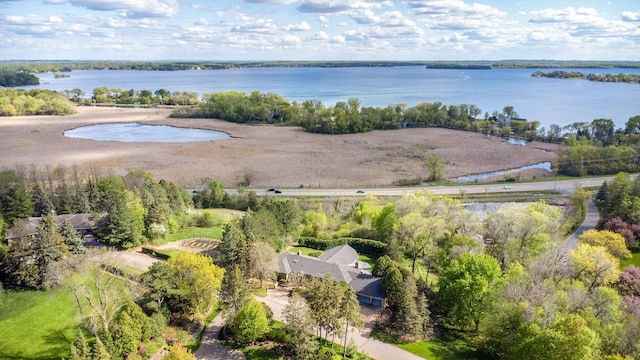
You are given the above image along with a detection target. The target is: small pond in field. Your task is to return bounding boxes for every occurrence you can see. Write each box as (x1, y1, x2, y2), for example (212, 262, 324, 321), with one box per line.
(451, 161, 552, 183)
(64, 122, 230, 142)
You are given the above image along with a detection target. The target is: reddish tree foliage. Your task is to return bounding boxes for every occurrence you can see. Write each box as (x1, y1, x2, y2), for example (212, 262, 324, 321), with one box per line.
(618, 266, 640, 297)
(602, 216, 640, 248)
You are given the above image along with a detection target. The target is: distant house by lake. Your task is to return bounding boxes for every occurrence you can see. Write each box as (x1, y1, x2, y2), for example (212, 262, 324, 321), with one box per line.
(277, 244, 385, 308)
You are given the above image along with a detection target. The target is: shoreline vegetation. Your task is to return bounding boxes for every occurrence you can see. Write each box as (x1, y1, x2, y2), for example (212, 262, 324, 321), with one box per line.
(532, 70, 640, 84)
(2, 60, 640, 74)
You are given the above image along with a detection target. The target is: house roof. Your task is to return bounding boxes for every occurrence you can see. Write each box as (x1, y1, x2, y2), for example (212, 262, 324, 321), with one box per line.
(318, 244, 359, 265)
(278, 246, 385, 300)
(5, 213, 96, 240)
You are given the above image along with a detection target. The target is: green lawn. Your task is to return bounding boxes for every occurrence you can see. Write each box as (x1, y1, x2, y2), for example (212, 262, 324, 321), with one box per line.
(0, 288, 80, 359)
(399, 339, 490, 360)
(166, 226, 224, 242)
(621, 248, 640, 269)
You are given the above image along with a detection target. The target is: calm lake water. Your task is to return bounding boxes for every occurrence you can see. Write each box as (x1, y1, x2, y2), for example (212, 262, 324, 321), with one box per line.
(64, 123, 230, 142)
(28, 66, 640, 129)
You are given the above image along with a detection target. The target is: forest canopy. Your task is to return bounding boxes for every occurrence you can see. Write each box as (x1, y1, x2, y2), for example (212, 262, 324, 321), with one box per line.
(0, 70, 39, 87)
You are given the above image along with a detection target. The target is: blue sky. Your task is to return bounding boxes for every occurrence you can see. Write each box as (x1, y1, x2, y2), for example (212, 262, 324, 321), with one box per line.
(0, 0, 638, 60)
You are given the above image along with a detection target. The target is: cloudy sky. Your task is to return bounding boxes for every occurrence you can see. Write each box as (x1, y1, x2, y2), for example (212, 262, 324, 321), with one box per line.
(0, 0, 639, 61)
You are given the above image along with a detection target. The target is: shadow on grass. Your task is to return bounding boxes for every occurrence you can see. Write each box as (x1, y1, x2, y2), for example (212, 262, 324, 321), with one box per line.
(392, 329, 492, 360)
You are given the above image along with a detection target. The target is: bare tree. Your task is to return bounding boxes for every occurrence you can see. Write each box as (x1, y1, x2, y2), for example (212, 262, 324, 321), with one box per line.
(249, 242, 278, 288)
(68, 249, 133, 335)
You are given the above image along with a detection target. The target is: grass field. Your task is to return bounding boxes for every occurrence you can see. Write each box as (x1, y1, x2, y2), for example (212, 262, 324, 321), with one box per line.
(399, 338, 490, 360)
(166, 226, 224, 242)
(0, 288, 79, 359)
(621, 247, 640, 269)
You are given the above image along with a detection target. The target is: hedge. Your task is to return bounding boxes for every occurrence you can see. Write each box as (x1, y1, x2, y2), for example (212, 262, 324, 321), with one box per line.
(141, 246, 171, 260)
(297, 237, 386, 257)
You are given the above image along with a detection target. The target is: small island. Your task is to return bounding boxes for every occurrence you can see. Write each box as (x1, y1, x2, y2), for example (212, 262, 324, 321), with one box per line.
(532, 70, 640, 84)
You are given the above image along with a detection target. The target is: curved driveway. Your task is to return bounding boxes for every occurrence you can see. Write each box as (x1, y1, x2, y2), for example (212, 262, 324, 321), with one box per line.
(256, 290, 425, 360)
(561, 199, 600, 251)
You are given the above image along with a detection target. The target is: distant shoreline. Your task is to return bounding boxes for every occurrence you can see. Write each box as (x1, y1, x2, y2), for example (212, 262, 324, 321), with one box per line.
(2, 60, 640, 73)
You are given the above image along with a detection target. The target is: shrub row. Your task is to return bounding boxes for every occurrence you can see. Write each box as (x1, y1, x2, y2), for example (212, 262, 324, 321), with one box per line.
(141, 246, 171, 260)
(298, 237, 386, 257)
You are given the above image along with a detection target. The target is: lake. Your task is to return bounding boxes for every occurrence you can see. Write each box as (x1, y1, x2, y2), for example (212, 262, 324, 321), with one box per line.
(26, 66, 640, 130)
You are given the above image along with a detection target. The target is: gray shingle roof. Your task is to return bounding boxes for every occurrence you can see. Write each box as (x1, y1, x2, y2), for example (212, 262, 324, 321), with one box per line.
(318, 244, 358, 265)
(278, 246, 385, 300)
(5, 213, 96, 240)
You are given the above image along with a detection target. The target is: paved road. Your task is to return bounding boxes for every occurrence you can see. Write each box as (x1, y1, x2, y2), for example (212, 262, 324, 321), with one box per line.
(228, 175, 634, 197)
(256, 289, 425, 360)
(194, 314, 246, 360)
(561, 199, 600, 251)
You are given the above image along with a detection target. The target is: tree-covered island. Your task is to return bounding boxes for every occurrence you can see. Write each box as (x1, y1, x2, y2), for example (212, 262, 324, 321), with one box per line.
(532, 70, 640, 84)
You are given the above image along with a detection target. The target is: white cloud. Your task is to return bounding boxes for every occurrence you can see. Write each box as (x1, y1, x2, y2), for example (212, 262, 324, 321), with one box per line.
(528, 7, 600, 24)
(298, 0, 386, 14)
(314, 31, 329, 40)
(245, 0, 297, 4)
(230, 18, 277, 33)
(622, 11, 640, 22)
(285, 20, 312, 31)
(68, 0, 179, 18)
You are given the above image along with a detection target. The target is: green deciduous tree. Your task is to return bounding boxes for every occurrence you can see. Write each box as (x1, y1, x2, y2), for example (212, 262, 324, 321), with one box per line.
(437, 253, 502, 331)
(423, 154, 445, 181)
(579, 229, 632, 260)
(397, 212, 446, 274)
(484, 202, 561, 270)
(570, 243, 620, 293)
(168, 252, 224, 324)
(233, 299, 269, 344)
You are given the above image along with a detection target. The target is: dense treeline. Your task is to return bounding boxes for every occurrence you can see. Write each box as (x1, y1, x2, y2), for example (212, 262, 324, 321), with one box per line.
(91, 86, 199, 106)
(533, 70, 640, 84)
(171, 90, 542, 139)
(556, 116, 640, 176)
(0, 89, 75, 116)
(2, 60, 640, 74)
(0, 70, 39, 87)
(0, 168, 257, 253)
(596, 172, 640, 248)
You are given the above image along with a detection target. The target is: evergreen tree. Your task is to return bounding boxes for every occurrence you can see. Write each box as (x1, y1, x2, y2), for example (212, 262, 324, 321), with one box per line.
(60, 219, 85, 256)
(33, 213, 64, 288)
(110, 311, 140, 359)
(91, 337, 111, 360)
(70, 330, 91, 360)
(217, 219, 249, 271)
(220, 264, 251, 319)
